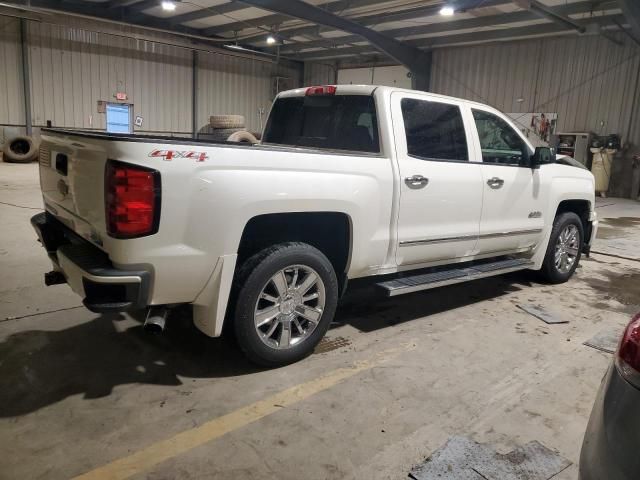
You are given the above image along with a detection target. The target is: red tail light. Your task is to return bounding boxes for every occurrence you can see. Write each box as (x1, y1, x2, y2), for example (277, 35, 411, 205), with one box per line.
(305, 85, 337, 96)
(105, 160, 160, 238)
(617, 312, 640, 387)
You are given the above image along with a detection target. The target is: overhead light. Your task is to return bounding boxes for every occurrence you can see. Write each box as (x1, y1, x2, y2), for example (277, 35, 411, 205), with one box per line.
(440, 5, 455, 16)
(266, 35, 277, 45)
(161, 1, 177, 11)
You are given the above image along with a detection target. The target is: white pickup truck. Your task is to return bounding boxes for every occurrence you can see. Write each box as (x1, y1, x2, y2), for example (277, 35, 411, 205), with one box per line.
(32, 85, 597, 366)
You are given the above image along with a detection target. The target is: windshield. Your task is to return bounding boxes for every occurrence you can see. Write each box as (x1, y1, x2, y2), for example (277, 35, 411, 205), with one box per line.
(262, 94, 380, 153)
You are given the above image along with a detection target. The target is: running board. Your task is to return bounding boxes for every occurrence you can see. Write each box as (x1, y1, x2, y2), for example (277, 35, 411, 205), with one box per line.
(377, 258, 534, 297)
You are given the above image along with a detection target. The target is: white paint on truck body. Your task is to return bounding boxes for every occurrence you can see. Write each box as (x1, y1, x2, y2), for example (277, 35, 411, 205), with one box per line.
(36, 85, 597, 337)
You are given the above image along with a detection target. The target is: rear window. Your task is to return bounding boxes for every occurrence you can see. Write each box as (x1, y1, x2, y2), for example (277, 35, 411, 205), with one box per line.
(263, 95, 380, 153)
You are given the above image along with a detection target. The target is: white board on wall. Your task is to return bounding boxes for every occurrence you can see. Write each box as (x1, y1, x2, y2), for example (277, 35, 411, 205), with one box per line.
(337, 65, 411, 88)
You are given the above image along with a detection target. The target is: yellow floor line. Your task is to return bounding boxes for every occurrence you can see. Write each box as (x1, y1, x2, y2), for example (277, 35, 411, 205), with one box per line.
(72, 342, 415, 480)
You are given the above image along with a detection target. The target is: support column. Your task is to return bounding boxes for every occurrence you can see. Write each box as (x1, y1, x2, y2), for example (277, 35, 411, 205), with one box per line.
(192, 49, 198, 137)
(19, 18, 32, 136)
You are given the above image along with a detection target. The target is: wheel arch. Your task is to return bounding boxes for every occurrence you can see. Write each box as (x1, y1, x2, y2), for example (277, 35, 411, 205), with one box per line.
(236, 211, 353, 293)
(554, 199, 592, 244)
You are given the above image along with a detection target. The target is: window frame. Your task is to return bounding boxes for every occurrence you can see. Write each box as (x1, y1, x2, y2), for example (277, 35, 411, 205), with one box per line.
(391, 91, 480, 165)
(469, 106, 535, 168)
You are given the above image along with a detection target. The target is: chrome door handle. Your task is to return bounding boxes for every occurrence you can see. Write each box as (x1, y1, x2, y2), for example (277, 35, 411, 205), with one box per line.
(487, 177, 504, 189)
(404, 175, 429, 189)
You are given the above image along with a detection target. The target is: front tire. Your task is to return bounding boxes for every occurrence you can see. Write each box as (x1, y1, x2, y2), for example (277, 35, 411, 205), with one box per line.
(540, 212, 584, 283)
(232, 242, 338, 367)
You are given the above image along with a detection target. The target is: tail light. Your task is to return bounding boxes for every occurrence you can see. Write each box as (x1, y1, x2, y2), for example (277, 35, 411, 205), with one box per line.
(305, 85, 337, 96)
(617, 312, 640, 388)
(105, 160, 160, 238)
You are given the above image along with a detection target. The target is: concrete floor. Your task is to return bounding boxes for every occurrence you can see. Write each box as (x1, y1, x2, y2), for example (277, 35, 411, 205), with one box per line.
(1, 161, 640, 480)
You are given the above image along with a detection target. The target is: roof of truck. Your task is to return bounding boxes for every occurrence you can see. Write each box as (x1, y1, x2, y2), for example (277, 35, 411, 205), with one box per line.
(278, 84, 491, 109)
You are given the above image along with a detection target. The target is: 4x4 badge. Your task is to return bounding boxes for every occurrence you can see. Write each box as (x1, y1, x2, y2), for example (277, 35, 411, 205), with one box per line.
(149, 150, 208, 162)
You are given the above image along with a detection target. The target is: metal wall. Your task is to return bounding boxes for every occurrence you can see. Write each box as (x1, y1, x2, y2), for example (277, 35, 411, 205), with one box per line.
(0, 17, 25, 127)
(27, 20, 193, 133)
(197, 52, 301, 134)
(303, 62, 336, 86)
(0, 14, 303, 136)
(430, 34, 640, 146)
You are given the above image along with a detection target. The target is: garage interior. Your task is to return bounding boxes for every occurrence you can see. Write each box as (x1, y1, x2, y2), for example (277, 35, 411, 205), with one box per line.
(1, 1, 640, 479)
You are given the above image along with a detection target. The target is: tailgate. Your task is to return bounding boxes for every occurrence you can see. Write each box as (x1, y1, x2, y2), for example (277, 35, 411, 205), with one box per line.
(39, 132, 108, 248)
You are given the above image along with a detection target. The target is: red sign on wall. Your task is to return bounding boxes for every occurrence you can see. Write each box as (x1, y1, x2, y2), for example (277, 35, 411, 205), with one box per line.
(115, 92, 128, 101)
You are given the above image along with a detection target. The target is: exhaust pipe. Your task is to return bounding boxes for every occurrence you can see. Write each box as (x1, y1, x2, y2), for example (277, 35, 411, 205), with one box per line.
(144, 306, 169, 333)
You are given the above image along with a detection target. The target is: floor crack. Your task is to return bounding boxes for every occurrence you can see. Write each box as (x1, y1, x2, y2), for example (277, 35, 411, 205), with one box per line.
(1, 305, 83, 323)
(0, 200, 42, 210)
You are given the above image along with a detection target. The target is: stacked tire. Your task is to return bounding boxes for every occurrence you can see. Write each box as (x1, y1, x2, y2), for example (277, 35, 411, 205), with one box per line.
(202, 115, 259, 144)
(207, 115, 246, 141)
(2, 136, 39, 163)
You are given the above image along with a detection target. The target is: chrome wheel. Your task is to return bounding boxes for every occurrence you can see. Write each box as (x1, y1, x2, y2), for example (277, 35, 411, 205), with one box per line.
(554, 224, 580, 273)
(254, 265, 326, 350)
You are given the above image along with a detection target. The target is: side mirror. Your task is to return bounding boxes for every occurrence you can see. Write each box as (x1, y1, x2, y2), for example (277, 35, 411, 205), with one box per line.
(530, 146, 554, 169)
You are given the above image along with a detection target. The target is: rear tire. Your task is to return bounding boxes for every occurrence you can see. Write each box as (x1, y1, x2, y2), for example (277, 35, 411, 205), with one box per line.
(540, 212, 584, 284)
(232, 242, 338, 367)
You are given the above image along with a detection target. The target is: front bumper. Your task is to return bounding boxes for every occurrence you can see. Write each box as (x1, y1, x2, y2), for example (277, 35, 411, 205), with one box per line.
(583, 211, 598, 256)
(31, 212, 151, 313)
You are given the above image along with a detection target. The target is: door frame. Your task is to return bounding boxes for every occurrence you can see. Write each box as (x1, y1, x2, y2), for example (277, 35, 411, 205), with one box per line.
(390, 90, 485, 268)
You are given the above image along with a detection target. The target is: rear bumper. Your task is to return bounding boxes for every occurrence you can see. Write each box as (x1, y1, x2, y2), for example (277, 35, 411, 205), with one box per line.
(31, 212, 151, 313)
(579, 363, 640, 480)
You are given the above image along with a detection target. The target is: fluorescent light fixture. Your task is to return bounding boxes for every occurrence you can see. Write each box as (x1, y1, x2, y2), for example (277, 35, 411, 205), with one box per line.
(439, 6, 455, 16)
(266, 35, 277, 45)
(161, 1, 177, 11)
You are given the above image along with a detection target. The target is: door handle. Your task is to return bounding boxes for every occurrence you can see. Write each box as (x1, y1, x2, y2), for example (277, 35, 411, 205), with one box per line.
(405, 175, 429, 189)
(487, 177, 504, 189)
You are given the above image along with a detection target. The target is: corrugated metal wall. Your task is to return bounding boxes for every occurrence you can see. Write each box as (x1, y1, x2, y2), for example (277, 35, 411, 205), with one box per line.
(431, 34, 640, 145)
(27, 21, 193, 133)
(197, 52, 301, 133)
(0, 17, 25, 126)
(304, 62, 336, 86)
(0, 14, 302, 136)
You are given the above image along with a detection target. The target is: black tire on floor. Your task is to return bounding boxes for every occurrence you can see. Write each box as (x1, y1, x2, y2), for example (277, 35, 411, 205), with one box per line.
(232, 242, 338, 367)
(540, 212, 584, 284)
(2, 136, 39, 163)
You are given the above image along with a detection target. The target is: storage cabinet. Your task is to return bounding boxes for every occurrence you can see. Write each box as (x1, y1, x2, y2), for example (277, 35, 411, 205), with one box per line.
(552, 132, 592, 168)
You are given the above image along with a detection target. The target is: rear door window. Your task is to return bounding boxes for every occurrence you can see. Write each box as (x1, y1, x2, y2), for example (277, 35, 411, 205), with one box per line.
(263, 95, 380, 153)
(400, 98, 469, 162)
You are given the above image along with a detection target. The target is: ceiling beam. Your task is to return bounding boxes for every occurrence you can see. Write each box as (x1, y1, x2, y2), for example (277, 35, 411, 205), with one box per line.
(513, 0, 586, 33)
(236, 0, 433, 89)
(237, 0, 512, 44)
(23, 0, 207, 38)
(617, 0, 640, 41)
(279, 0, 606, 53)
(296, 13, 626, 60)
(169, 0, 386, 27)
(206, 0, 512, 37)
(107, 0, 144, 8)
(114, 0, 157, 13)
(167, 2, 247, 25)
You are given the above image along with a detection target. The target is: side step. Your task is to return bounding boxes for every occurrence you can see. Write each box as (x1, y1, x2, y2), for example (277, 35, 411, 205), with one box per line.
(377, 258, 534, 297)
